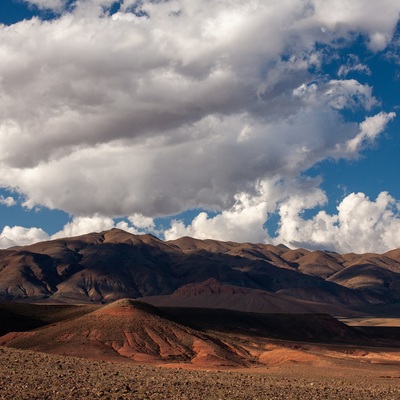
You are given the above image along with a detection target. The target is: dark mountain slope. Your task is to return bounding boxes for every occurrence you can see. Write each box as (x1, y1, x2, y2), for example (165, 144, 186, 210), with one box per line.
(141, 278, 359, 316)
(0, 299, 251, 367)
(0, 228, 399, 310)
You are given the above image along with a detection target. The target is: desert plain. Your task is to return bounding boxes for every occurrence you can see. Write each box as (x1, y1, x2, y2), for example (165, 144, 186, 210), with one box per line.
(0, 344, 400, 400)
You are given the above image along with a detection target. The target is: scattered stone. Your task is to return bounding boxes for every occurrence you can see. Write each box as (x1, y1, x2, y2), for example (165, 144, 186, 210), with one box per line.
(0, 346, 399, 400)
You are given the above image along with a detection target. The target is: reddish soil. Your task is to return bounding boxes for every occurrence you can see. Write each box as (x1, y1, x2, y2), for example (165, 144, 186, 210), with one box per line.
(1, 299, 400, 399)
(1, 346, 400, 400)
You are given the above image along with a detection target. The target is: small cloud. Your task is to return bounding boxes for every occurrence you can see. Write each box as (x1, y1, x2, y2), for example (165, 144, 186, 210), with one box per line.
(368, 32, 391, 52)
(23, 0, 66, 12)
(0, 225, 49, 248)
(0, 196, 17, 207)
(342, 111, 396, 154)
(51, 214, 158, 240)
(338, 55, 371, 77)
(51, 214, 115, 239)
(128, 213, 155, 230)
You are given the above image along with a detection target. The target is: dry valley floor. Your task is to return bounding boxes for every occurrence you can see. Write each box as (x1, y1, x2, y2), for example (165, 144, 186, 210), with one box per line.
(0, 346, 399, 400)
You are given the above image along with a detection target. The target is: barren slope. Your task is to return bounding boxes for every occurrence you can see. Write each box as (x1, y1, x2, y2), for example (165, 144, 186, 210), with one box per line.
(1, 228, 400, 311)
(1, 299, 400, 374)
(142, 278, 359, 316)
(0, 299, 250, 368)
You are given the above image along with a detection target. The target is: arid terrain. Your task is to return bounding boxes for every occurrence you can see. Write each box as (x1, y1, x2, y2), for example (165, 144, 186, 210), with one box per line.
(1, 230, 400, 398)
(1, 345, 400, 400)
(1, 299, 400, 399)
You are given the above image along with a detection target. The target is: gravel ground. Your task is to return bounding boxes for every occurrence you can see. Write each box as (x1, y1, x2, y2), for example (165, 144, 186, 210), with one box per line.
(0, 346, 399, 400)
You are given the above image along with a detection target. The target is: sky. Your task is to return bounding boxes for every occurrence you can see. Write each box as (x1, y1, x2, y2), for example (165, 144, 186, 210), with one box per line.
(0, 0, 400, 253)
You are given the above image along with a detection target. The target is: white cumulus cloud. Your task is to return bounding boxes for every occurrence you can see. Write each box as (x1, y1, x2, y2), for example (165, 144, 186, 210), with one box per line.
(273, 191, 400, 253)
(51, 214, 116, 239)
(0, 226, 49, 248)
(165, 192, 270, 244)
(128, 214, 155, 230)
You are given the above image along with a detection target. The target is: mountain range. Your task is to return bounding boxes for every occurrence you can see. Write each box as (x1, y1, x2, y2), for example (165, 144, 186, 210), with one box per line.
(1, 228, 400, 315)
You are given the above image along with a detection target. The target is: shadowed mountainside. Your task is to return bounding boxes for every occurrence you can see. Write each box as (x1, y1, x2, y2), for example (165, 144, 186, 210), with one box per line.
(0, 302, 99, 335)
(0, 299, 252, 367)
(0, 228, 399, 314)
(2, 299, 400, 370)
(141, 278, 360, 316)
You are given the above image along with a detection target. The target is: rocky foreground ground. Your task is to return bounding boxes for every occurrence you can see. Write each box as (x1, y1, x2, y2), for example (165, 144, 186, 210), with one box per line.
(0, 346, 399, 400)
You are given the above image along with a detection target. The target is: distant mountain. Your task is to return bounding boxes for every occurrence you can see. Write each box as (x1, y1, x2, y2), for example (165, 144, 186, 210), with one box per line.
(0, 228, 400, 314)
(141, 278, 358, 316)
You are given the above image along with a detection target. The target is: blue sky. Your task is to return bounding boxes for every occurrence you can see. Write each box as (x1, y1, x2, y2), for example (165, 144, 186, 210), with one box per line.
(0, 0, 400, 253)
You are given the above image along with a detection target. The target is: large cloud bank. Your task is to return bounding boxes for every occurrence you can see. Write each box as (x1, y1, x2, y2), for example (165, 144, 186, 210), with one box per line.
(0, 0, 399, 252)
